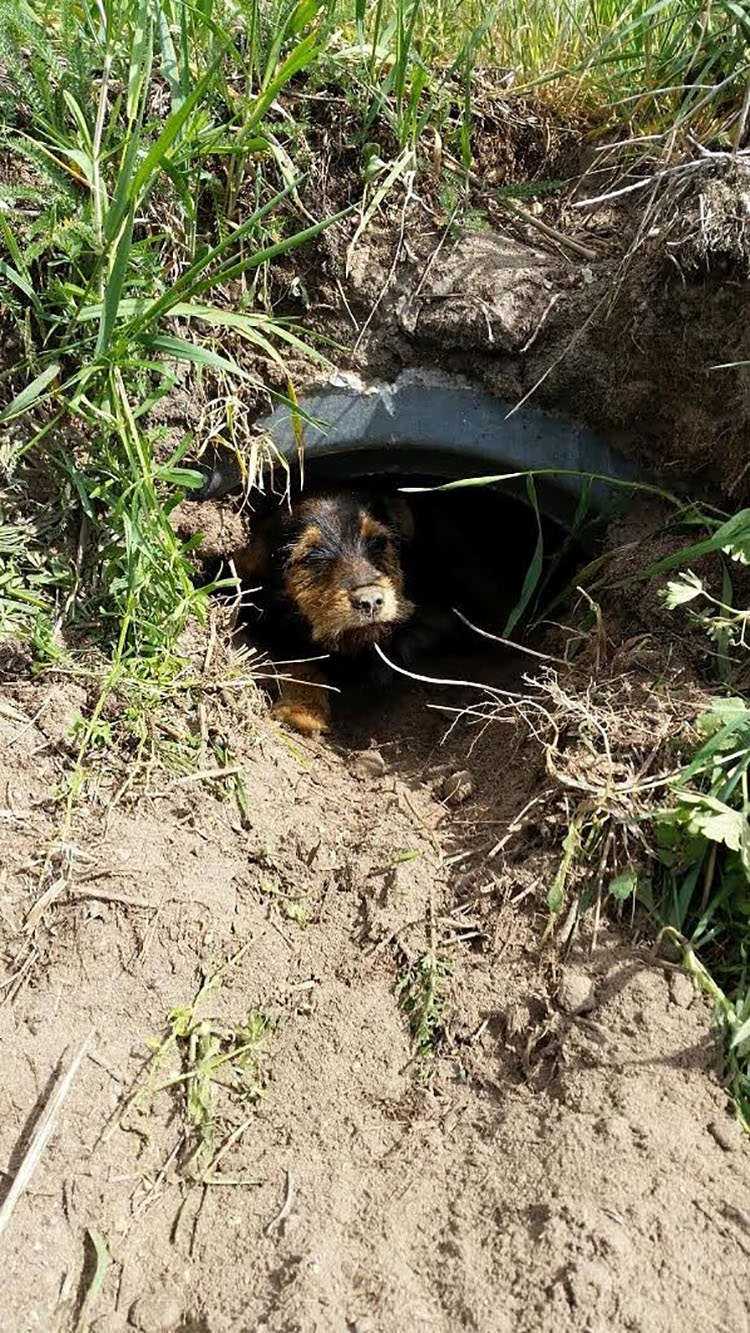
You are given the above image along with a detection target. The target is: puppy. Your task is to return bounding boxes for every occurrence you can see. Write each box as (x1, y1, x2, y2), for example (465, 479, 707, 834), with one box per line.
(237, 489, 417, 735)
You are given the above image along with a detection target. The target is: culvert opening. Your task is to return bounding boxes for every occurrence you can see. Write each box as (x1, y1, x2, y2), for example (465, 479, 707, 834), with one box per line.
(189, 375, 640, 728)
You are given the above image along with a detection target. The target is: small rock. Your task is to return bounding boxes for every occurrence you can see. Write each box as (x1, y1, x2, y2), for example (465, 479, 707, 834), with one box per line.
(708, 1117, 743, 1153)
(558, 968, 596, 1016)
(352, 749, 386, 780)
(440, 769, 474, 806)
(128, 1293, 184, 1332)
(563, 1258, 613, 1308)
(90, 1317, 129, 1333)
(668, 970, 695, 1008)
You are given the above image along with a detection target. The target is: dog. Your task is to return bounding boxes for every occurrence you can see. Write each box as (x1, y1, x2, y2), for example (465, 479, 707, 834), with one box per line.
(236, 489, 419, 735)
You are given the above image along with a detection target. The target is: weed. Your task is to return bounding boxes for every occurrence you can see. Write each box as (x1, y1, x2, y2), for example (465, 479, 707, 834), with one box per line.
(137, 943, 270, 1181)
(396, 949, 451, 1060)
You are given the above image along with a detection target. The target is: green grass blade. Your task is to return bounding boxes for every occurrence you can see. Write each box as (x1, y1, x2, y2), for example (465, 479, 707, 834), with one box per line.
(127, 0, 154, 122)
(96, 203, 136, 356)
(504, 475, 544, 634)
(0, 260, 43, 314)
(74, 1229, 111, 1333)
(116, 178, 307, 336)
(185, 205, 356, 302)
(143, 334, 251, 379)
(103, 42, 231, 252)
(0, 362, 60, 422)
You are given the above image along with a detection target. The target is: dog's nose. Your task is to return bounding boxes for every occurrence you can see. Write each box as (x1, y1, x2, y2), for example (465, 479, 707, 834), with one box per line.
(350, 585, 385, 617)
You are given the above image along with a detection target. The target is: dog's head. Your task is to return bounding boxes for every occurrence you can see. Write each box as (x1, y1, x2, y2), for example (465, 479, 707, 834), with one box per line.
(244, 490, 415, 652)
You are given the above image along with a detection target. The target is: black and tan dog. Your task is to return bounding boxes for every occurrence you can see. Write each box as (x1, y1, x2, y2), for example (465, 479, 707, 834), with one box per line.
(237, 489, 419, 735)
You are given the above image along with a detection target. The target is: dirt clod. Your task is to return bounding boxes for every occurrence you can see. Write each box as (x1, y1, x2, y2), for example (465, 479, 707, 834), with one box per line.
(440, 769, 474, 806)
(558, 967, 597, 1015)
(668, 970, 696, 1008)
(128, 1293, 184, 1331)
(351, 748, 387, 780)
(708, 1117, 744, 1153)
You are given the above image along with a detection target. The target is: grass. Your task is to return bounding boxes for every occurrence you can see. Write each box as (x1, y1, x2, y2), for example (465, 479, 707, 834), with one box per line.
(1, 0, 747, 675)
(136, 942, 269, 1181)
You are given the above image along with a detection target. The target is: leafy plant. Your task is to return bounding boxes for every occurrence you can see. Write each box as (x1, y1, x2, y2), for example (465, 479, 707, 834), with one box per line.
(396, 950, 451, 1060)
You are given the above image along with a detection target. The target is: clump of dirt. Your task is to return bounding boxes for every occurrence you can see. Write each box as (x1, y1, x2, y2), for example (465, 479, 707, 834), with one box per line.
(170, 496, 249, 560)
(1, 541, 749, 1331)
(668, 161, 750, 274)
(331, 208, 750, 499)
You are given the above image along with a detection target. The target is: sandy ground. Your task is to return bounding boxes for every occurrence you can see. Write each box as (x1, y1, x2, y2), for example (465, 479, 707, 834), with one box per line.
(1, 648, 749, 1333)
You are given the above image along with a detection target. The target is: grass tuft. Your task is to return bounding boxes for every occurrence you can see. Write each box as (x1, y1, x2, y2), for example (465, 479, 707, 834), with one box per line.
(137, 943, 270, 1182)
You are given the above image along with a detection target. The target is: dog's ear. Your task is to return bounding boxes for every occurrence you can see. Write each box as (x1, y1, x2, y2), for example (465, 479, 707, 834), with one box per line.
(380, 494, 415, 543)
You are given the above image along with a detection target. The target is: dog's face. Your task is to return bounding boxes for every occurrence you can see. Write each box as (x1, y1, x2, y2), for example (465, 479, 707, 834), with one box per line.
(252, 491, 415, 652)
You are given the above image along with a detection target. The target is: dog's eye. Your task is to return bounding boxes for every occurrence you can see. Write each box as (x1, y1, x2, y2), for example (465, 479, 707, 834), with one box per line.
(368, 534, 389, 561)
(293, 546, 327, 569)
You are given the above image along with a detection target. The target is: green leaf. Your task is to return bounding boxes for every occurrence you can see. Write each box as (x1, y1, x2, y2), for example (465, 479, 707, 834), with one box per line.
(74, 1229, 110, 1333)
(680, 711, 750, 781)
(680, 795, 745, 852)
(96, 202, 136, 356)
(609, 868, 638, 901)
(698, 697, 750, 733)
(0, 362, 60, 422)
(0, 260, 43, 314)
(143, 334, 251, 380)
(641, 509, 750, 580)
(730, 1011, 750, 1052)
(128, 0, 154, 122)
(156, 466, 207, 489)
(156, 1, 183, 112)
(504, 475, 544, 634)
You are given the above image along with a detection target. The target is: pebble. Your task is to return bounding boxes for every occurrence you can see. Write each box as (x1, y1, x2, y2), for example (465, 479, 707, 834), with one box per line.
(707, 1117, 743, 1153)
(440, 769, 474, 806)
(352, 749, 386, 780)
(558, 968, 597, 1015)
(128, 1294, 184, 1332)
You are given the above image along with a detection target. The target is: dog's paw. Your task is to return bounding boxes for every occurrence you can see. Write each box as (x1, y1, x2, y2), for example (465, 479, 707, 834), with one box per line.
(271, 702, 330, 737)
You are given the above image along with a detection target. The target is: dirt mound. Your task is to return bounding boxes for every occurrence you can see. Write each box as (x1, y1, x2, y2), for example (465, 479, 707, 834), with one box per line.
(1, 644, 748, 1332)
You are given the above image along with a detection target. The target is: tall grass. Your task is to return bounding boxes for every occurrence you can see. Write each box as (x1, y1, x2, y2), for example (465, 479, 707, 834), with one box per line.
(333, 0, 750, 141)
(0, 0, 341, 669)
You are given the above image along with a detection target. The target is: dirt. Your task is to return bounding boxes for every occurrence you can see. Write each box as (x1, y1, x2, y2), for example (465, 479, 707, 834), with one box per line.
(2, 625, 749, 1333)
(331, 208, 750, 502)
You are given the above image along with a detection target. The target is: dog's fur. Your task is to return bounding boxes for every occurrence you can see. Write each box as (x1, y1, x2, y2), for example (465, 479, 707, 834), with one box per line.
(238, 489, 418, 735)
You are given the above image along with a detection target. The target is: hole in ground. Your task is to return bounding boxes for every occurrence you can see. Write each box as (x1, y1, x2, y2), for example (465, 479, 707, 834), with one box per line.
(235, 472, 586, 763)
(189, 375, 636, 753)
